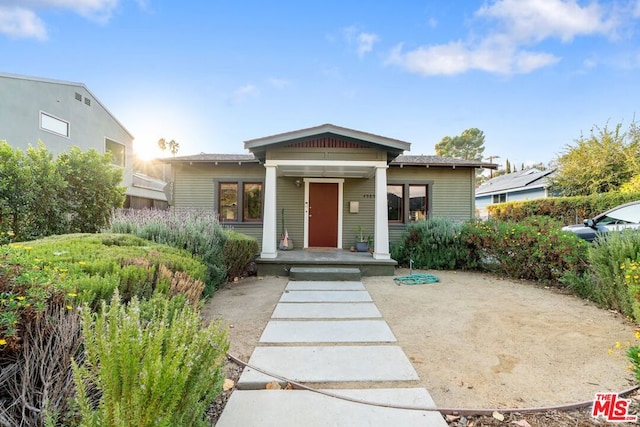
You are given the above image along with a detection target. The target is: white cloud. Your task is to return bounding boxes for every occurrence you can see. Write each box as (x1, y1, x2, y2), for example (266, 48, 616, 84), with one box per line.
(476, 0, 615, 43)
(0, 6, 46, 39)
(342, 26, 379, 58)
(0, 0, 121, 39)
(230, 84, 258, 105)
(388, 0, 625, 76)
(357, 32, 379, 58)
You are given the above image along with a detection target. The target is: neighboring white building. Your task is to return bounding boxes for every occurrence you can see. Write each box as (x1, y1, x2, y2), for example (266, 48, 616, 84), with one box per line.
(475, 168, 555, 218)
(0, 72, 167, 209)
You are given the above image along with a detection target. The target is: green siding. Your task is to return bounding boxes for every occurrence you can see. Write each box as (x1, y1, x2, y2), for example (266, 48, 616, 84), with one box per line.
(342, 178, 375, 249)
(276, 177, 305, 249)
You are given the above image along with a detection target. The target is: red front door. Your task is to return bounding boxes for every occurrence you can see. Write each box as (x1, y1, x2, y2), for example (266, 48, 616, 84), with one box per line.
(308, 183, 338, 247)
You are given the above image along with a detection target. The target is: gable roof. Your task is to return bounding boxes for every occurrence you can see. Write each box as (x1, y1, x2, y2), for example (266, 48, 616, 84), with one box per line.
(0, 72, 133, 139)
(476, 168, 555, 196)
(244, 124, 411, 162)
(391, 155, 498, 169)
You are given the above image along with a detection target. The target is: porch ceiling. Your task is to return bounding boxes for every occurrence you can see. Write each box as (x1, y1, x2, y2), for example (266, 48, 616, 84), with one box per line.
(277, 164, 374, 178)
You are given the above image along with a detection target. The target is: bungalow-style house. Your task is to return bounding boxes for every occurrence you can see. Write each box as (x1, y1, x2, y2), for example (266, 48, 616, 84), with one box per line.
(0, 72, 167, 209)
(475, 168, 555, 218)
(165, 124, 496, 267)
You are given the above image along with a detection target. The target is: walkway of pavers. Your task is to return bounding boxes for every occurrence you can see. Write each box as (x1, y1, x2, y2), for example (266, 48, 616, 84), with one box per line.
(216, 280, 447, 426)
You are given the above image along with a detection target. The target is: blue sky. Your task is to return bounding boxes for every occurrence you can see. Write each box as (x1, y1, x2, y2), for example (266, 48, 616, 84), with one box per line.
(1, 0, 640, 168)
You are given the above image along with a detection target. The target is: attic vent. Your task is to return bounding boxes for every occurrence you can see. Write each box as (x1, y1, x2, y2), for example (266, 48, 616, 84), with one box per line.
(84, 97, 91, 106)
(75, 92, 82, 101)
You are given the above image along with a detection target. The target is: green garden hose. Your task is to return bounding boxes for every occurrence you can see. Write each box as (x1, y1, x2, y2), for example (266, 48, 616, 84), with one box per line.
(393, 273, 440, 285)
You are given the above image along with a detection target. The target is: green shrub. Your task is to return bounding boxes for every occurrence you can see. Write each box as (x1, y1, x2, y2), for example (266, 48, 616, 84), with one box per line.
(461, 216, 589, 283)
(73, 292, 229, 427)
(487, 192, 640, 225)
(223, 230, 259, 278)
(586, 231, 640, 318)
(109, 209, 228, 296)
(392, 218, 469, 269)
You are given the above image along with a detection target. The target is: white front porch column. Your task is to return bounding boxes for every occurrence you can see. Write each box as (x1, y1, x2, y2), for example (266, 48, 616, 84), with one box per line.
(261, 165, 278, 258)
(373, 165, 390, 260)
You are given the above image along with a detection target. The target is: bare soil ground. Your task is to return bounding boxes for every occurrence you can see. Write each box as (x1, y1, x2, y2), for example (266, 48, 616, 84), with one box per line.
(202, 270, 640, 425)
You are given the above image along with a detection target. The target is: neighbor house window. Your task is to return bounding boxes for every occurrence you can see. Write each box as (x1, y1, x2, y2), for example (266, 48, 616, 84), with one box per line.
(105, 139, 126, 167)
(243, 183, 263, 221)
(219, 183, 238, 221)
(492, 193, 506, 203)
(387, 184, 403, 222)
(40, 112, 69, 138)
(409, 185, 427, 221)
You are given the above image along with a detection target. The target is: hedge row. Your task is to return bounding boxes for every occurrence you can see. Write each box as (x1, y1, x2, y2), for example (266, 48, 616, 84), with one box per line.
(487, 192, 640, 225)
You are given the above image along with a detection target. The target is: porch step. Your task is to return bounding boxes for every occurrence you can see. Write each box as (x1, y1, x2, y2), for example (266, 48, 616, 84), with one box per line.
(288, 267, 361, 281)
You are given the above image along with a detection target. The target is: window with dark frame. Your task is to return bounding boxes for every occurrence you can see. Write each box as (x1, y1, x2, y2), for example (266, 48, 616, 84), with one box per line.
(492, 193, 506, 203)
(387, 184, 403, 222)
(243, 183, 263, 221)
(219, 183, 238, 221)
(409, 185, 427, 222)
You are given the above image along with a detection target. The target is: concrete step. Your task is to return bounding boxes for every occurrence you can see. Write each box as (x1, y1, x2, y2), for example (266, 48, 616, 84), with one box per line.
(279, 290, 372, 303)
(285, 281, 365, 291)
(289, 267, 361, 281)
(237, 346, 420, 389)
(259, 320, 397, 343)
(272, 302, 382, 319)
(216, 388, 447, 427)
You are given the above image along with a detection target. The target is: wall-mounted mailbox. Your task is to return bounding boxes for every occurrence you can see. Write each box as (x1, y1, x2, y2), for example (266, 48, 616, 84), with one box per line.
(349, 201, 359, 213)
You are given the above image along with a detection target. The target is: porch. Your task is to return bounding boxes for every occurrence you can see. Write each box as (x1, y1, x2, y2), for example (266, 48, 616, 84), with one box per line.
(255, 248, 397, 277)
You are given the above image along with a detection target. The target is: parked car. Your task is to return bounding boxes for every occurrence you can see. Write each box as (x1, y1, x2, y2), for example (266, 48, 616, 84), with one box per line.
(562, 200, 640, 242)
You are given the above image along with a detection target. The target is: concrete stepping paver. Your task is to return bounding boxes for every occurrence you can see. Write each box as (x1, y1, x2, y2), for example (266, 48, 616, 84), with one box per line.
(272, 302, 381, 319)
(280, 290, 372, 303)
(285, 281, 365, 291)
(216, 388, 447, 427)
(237, 345, 419, 388)
(259, 320, 396, 343)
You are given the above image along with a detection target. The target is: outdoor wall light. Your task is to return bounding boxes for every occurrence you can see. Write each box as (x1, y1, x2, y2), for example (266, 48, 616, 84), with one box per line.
(294, 179, 302, 187)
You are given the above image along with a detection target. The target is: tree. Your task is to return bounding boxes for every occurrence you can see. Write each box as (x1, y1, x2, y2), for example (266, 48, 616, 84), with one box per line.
(56, 147, 126, 233)
(435, 128, 486, 161)
(158, 138, 180, 157)
(0, 142, 34, 239)
(550, 122, 640, 196)
(505, 159, 512, 174)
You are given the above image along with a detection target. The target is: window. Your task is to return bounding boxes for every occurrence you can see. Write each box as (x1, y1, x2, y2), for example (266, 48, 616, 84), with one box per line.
(387, 184, 403, 222)
(243, 183, 263, 221)
(40, 112, 69, 137)
(492, 193, 506, 203)
(219, 182, 263, 222)
(409, 185, 427, 222)
(105, 139, 126, 167)
(220, 183, 238, 221)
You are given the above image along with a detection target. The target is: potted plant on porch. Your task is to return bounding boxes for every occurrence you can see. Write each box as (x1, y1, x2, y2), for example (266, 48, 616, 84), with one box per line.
(354, 226, 369, 252)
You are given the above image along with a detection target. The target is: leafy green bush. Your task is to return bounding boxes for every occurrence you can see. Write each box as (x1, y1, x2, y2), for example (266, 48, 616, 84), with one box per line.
(0, 142, 125, 243)
(224, 230, 259, 278)
(461, 216, 589, 283)
(109, 209, 228, 296)
(584, 231, 640, 318)
(73, 292, 229, 427)
(392, 218, 469, 269)
(487, 192, 640, 225)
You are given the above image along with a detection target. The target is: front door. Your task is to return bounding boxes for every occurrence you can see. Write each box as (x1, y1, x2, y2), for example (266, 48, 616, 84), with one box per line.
(308, 182, 338, 247)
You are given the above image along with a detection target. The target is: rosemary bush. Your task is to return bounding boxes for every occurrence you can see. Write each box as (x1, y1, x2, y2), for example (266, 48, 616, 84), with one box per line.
(73, 292, 229, 427)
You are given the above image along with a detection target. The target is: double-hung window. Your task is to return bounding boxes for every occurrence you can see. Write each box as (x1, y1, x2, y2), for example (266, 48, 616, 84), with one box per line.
(219, 182, 263, 222)
(387, 184, 429, 223)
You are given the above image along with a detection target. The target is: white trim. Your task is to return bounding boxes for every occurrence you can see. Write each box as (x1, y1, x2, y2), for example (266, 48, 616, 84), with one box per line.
(373, 166, 390, 260)
(261, 165, 278, 258)
(303, 178, 344, 249)
(265, 159, 387, 168)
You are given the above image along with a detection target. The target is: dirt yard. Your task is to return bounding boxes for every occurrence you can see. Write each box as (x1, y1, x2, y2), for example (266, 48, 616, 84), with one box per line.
(201, 269, 639, 411)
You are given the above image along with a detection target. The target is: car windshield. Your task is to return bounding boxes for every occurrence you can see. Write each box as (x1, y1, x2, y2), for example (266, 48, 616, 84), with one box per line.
(597, 204, 640, 225)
